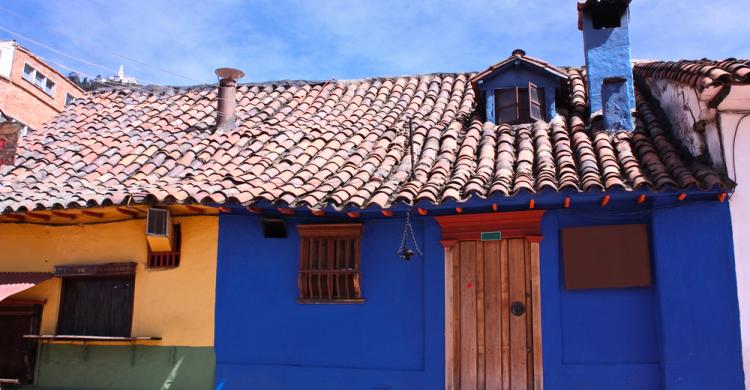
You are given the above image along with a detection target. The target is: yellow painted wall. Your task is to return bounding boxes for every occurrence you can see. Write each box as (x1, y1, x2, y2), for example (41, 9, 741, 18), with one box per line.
(0, 216, 218, 347)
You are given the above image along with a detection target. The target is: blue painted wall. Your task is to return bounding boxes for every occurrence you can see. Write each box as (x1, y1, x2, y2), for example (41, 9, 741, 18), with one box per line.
(477, 61, 562, 122)
(214, 196, 744, 389)
(581, 6, 635, 130)
(215, 215, 445, 389)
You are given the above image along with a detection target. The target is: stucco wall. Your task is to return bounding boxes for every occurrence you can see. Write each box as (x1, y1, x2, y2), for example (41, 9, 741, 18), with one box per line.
(722, 111, 750, 387)
(215, 198, 743, 390)
(2, 216, 219, 347)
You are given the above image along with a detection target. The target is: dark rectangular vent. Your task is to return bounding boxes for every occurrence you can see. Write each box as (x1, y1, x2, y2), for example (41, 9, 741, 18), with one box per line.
(262, 218, 287, 238)
(54, 262, 137, 277)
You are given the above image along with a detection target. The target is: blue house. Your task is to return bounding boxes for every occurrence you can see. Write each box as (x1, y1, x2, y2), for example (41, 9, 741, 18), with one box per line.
(0, 1, 745, 389)
(211, 1, 743, 389)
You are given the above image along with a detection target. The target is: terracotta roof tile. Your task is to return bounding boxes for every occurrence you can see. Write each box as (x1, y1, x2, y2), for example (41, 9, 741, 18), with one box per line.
(634, 58, 750, 90)
(0, 67, 729, 213)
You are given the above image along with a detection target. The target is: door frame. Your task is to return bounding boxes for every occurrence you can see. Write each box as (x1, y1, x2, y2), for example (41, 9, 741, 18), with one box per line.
(436, 210, 545, 390)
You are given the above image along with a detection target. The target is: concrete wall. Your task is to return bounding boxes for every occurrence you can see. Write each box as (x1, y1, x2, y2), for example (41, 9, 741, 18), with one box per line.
(0, 216, 219, 389)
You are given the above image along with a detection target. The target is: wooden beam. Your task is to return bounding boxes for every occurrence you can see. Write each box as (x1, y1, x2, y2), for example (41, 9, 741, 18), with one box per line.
(381, 210, 393, 217)
(718, 192, 728, 203)
(246, 206, 262, 214)
(347, 212, 360, 218)
(4, 214, 25, 221)
(417, 208, 428, 216)
(51, 211, 77, 220)
(278, 208, 295, 216)
(311, 210, 326, 216)
(600, 195, 610, 207)
(637, 194, 646, 205)
(218, 206, 232, 214)
(455, 207, 463, 214)
(25, 212, 51, 221)
(492, 203, 498, 212)
(116, 207, 139, 218)
(677, 193, 687, 201)
(81, 210, 104, 218)
(529, 199, 536, 209)
(563, 197, 570, 208)
(185, 205, 207, 214)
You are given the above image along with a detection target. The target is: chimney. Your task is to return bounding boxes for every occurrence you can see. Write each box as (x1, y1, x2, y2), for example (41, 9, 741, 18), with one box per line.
(215, 68, 245, 132)
(0, 121, 20, 166)
(578, 0, 635, 131)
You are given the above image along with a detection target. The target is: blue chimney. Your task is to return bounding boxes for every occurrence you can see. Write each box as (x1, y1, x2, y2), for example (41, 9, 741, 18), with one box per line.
(578, 0, 635, 131)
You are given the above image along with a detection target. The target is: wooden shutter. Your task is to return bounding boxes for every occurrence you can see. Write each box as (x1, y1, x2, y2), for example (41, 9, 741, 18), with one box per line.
(57, 275, 135, 337)
(562, 224, 652, 290)
(297, 224, 363, 303)
(528, 82, 542, 121)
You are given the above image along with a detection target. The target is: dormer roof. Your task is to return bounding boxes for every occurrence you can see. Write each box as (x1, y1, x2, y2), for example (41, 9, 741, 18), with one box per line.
(470, 49, 569, 94)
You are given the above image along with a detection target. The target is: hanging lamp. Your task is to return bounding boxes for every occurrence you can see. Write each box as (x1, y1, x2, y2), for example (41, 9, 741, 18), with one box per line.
(397, 117, 423, 261)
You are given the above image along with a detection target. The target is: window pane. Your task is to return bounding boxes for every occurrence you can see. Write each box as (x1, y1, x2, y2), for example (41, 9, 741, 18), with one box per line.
(45, 79, 55, 95)
(495, 88, 518, 124)
(22, 64, 34, 81)
(34, 71, 45, 87)
(518, 88, 530, 123)
(65, 93, 75, 106)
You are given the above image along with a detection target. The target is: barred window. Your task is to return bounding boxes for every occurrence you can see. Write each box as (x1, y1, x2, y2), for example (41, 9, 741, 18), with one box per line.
(297, 224, 363, 303)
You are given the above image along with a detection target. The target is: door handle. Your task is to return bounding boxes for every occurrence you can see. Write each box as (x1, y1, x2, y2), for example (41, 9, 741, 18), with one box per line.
(510, 301, 526, 316)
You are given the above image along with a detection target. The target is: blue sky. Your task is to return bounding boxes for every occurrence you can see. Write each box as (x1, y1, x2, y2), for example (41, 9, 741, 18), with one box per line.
(0, 0, 747, 86)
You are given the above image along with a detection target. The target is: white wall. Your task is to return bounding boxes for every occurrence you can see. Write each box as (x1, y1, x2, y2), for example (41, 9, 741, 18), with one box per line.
(0, 40, 15, 80)
(643, 78, 750, 387)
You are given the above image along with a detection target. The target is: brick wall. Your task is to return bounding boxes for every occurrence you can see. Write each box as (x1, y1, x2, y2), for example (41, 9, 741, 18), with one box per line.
(0, 44, 85, 130)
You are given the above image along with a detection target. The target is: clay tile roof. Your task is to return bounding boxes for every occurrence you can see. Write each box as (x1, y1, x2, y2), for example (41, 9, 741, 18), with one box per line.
(634, 58, 750, 90)
(0, 66, 729, 214)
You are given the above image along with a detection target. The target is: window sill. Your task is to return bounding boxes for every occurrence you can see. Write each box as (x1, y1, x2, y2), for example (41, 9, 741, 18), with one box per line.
(24, 335, 161, 343)
(297, 298, 365, 304)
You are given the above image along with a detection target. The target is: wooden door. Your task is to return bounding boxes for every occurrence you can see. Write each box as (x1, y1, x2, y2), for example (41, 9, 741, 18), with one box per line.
(446, 238, 542, 390)
(0, 304, 41, 384)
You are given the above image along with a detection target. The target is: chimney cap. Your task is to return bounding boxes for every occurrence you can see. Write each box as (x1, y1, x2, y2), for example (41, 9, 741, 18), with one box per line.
(512, 49, 526, 57)
(215, 68, 245, 80)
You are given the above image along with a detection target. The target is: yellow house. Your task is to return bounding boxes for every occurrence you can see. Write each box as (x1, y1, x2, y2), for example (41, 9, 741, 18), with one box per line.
(0, 206, 218, 389)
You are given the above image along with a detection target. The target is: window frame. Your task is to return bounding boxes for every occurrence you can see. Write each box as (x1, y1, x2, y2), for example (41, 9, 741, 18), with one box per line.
(297, 224, 363, 304)
(494, 83, 546, 124)
(65, 92, 75, 106)
(20, 62, 56, 97)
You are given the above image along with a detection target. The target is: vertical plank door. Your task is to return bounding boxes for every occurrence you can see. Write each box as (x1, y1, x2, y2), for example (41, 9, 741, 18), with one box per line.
(448, 238, 538, 390)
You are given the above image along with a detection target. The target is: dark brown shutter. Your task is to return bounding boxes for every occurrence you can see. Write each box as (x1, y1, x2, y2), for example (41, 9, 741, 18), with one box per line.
(57, 275, 135, 337)
(528, 82, 542, 121)
(562, 224, 652, 290)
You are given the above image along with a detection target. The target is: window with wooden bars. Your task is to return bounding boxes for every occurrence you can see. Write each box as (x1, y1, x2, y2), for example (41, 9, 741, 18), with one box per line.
(148, 224, 181, 269)
(494, 82, 545, 124)
(297, 224, 363, 303)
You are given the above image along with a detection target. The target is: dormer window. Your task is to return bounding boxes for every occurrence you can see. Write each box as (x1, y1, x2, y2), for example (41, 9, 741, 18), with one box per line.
(494, 82, 545, 124)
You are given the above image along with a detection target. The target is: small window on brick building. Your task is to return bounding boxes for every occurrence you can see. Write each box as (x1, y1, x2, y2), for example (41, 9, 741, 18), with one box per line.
(297, 224, 363, 303)
(22, 63, 34, 82)
(44, 78, 55, 96)
(495, 82, 545, 124)
(148, 224, 182, 269)
(65, 93, 75, 106)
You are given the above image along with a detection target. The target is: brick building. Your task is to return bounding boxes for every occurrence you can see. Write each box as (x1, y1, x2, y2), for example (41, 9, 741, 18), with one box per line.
(0, 40, 85, 132)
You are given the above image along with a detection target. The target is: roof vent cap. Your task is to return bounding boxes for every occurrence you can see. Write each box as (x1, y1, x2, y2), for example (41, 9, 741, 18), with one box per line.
(214, 67, 245, 133)
(512, 49, 526, 57)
